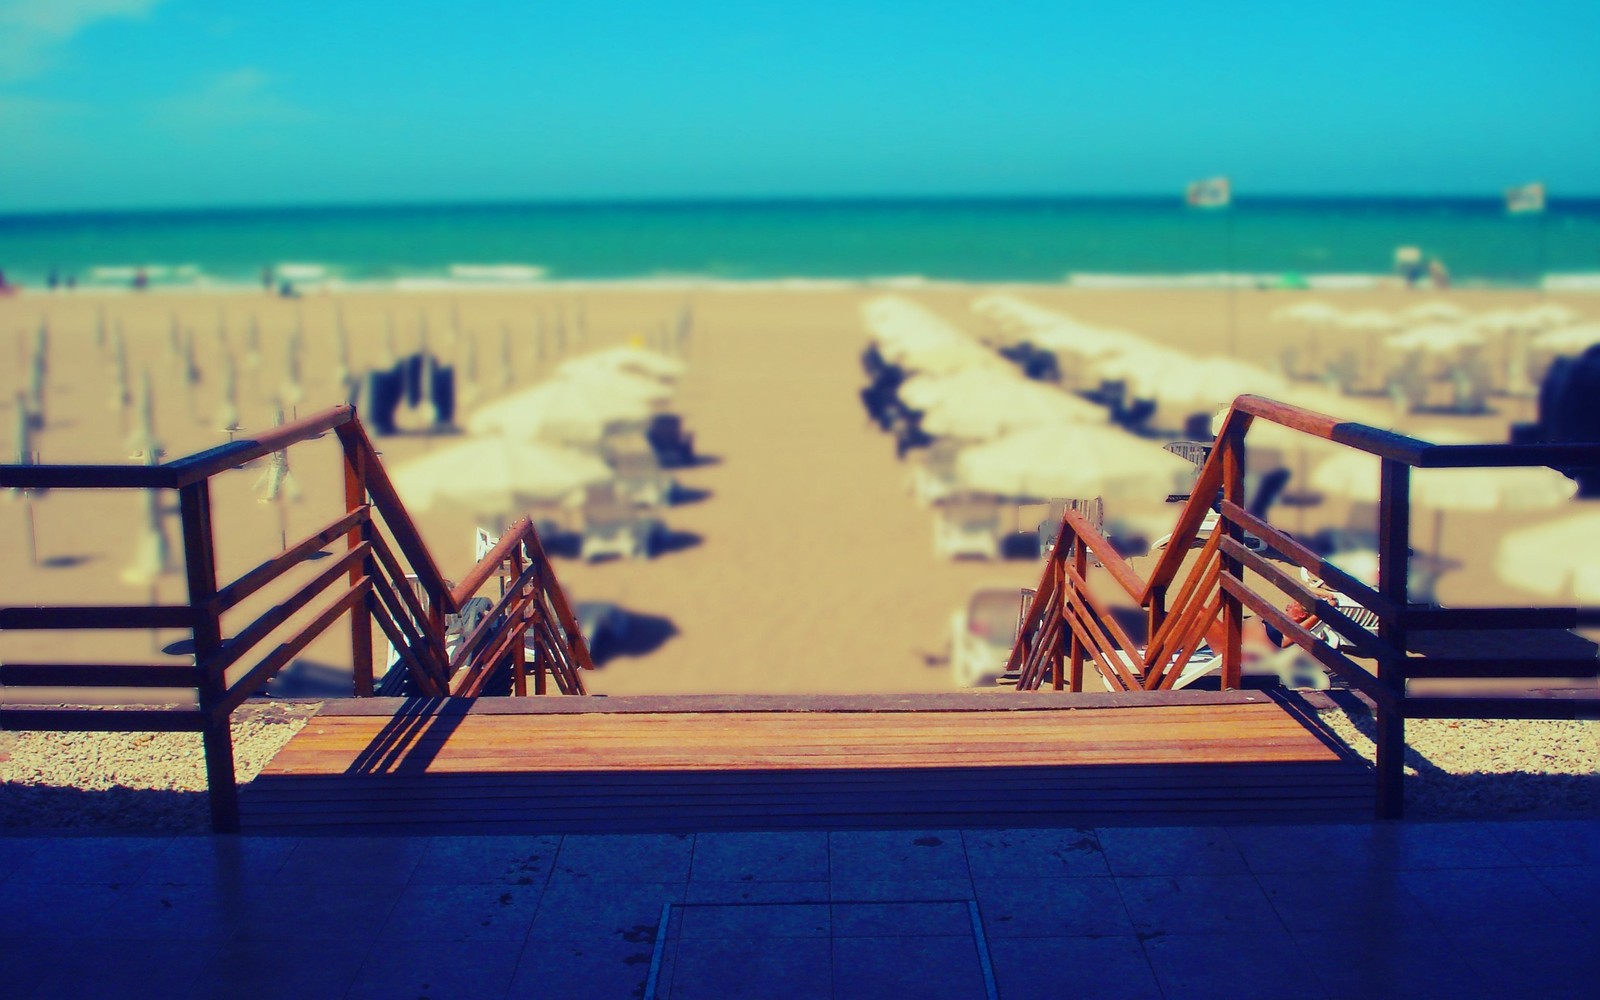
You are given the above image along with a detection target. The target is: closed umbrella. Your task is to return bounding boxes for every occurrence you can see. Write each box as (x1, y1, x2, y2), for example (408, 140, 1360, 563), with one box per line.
(956, 423, 1195, 502)
(1494, 510, 1600, 603)
(467, 379, 652, 444)
(391, 437, 613, 517)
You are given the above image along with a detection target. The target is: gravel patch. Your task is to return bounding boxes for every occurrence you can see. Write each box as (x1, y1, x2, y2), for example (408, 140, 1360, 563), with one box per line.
(0, 701, 320, 834)
(1313, 698, 1599, 819)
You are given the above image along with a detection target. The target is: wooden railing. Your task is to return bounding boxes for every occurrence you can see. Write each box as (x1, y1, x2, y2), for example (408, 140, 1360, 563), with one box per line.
(1009, 393, 1600, 818)
(0, 405, 592, 832)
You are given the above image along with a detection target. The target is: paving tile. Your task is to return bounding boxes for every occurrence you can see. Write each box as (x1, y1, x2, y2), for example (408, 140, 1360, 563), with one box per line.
(1398, 866, 1564, 930)
(830, 879, 975, 902)
(1117, 874, 1282, 936)
(1444, 918, 1600, 999)
(0, 838, 46, 886)
(14, 835, 170, 884)
(1097, 825, 1249, 876)
(530, 880, 682, 941)
(26, 938, 211, 1000)
(832, 934, 985, 1000)
(689, 831, 830, 883)
(1368, 821, 1522, 870)
(552, 833, 695, 882)
(1142, 927, 1326, 1000)
(141, 836, 297, 885)
(379, 880, 544, 941)
(829, 830, 970, 883)
(271, 835, 426, 885)
(511, 936, 660, 1000)
(1530, 864, 1600, 927)
(92, 881, 244, 941)
(961, 827, 1110, 879)
(1488, 819, 1600, 867)
(229, 880, 405, 942)
(346, 937, 520, 1000)
(687, 880, 829, 904)
(1293, 923, 1493, 1000)
(186, 938, 368, 1000)
(0, 936, 72, 1000)
(409, 834, 561, 886)
(679, 902, 830, 938)
(1257, 868, 1431, 933)
(1227, 821, 1393, 874)
(831, 900, 972, 937)
(973, 876, 1132, 938)
(988, 935, 1163, 1000)
(0, 881, 120, 937)
(667, 936, 832, 1000)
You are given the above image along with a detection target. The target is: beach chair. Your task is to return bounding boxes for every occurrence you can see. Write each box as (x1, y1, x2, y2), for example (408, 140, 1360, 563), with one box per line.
(933, 494, 1004, 560)
(1038, 496, 1104, 558)
(611, 452, 677, 507)
(580, 499, 662, 561)
(910, 439, 963, 507)
(646, 413, 696, 467)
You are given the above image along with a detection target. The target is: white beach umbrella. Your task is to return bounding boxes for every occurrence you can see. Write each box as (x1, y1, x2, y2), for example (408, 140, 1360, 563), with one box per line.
(555, 364, 675, 404)
(467, 379, 653, 444)
(956, 423, 1195, 501)
(918, 377, 1108, 440)
(1472, 309, 1538, 334)
(560, 345, 686, 381)
(1131, 355, 1289, 413)
(1309, 435, 1576, 558)
(1334, 309, 1399, 332)
(1402, 301, 1470, 324)
(1272, 301, 1343, 325)
(390, 437, 614, 516)
(864, 297, 1001, 374)
(1530, 323, 1600, 357)
(1521, 303, 1582, 330)
(1385, 324, 1486, 355)
(1494, 509, 1600, 603)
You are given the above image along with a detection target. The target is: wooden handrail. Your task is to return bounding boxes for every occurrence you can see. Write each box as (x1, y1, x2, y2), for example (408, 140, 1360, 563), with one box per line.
(166, 405, 356, 487)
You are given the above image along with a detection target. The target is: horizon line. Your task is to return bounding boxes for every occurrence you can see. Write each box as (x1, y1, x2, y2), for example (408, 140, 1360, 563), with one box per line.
(4, 191, 1599, 220)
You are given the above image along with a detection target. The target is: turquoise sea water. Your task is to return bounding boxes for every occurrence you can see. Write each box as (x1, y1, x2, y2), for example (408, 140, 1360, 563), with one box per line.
(0, 198, 1596, 288)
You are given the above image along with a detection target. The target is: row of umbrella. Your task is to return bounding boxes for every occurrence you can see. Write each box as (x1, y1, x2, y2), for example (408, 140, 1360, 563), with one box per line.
(390, 344, 686, 519)
(1274, 300, 1584, 333)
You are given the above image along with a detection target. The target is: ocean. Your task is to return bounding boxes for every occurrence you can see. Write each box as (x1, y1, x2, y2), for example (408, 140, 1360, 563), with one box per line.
(0, 197, 1596, 290)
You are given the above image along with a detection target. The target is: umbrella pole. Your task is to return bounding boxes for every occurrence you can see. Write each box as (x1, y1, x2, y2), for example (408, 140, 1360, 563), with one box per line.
(23, 490, 37, 567)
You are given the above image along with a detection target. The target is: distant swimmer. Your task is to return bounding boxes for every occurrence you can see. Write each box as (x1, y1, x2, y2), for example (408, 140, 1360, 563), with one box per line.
(261, 265, 274, 292)
(133, 267, 149, 291)
(1428, 257, 1451, 289)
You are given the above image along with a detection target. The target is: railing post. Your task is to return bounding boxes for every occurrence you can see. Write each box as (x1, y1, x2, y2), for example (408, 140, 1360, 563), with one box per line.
(177, 480, 239, 834)
(510, 544, 528, 697)
(343, 435, 374, 697)
(1375, 458, 1411, 819)
(1051, 554, 1065, 691)
(1069, 542, 1086, 692)
(1218, 423, 1245, 689)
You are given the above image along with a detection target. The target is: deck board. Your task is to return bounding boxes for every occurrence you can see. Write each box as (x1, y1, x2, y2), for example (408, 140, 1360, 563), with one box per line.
(241, 693, 1374, 832)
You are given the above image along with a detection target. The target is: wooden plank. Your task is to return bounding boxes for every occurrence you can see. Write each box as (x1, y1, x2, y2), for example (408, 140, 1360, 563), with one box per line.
(0, 662, 205, 687)
(218, 580, 372, 715)
(334, 420, 454, 615)
(209, 506, 370, 614)
(167, 405, 354, 487)
(0, 462, 173, 490)
(204, 543, 370, 678)
(1233, 394, 1432, 466)
(0, 708, 207, 732)
(0, 605, 195, 631)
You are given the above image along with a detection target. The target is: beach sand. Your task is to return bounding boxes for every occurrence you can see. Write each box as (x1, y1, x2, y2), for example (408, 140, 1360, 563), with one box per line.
(0, 284, 1591, 698)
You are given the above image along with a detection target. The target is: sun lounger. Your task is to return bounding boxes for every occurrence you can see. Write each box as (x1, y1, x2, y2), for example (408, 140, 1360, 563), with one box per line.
(611, 452, 677, 507)
(910, 439, 963, 506)
(933, 495, 1004, 560)
(580, 500, 663, 561)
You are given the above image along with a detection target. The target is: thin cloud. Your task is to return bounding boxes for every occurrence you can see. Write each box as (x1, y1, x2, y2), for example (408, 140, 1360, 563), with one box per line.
(153, 68, 311, 132)
(0, 0, 164, 80)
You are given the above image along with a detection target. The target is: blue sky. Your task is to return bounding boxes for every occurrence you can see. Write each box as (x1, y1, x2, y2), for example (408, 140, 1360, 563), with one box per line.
(1, 0, 1596, 211)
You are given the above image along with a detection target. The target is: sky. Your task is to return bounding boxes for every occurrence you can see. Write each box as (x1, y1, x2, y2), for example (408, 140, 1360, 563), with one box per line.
(1, 0, 1597, 211)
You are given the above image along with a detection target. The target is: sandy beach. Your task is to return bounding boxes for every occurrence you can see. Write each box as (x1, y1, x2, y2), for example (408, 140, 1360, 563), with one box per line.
(0, 284, 1593, 700)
